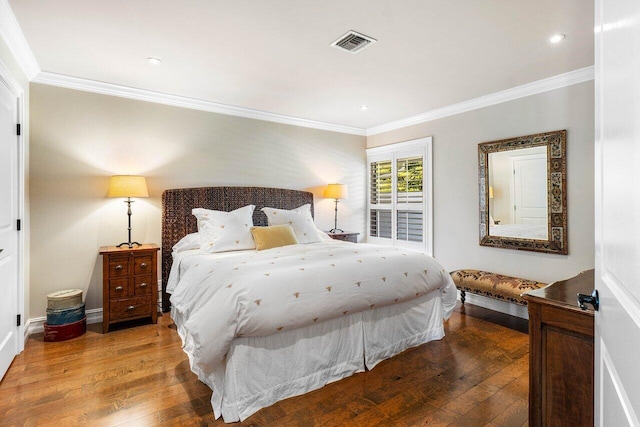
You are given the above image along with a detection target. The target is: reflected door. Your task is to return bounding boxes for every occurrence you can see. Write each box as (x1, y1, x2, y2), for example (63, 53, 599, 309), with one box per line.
(512, 154, 547, 226)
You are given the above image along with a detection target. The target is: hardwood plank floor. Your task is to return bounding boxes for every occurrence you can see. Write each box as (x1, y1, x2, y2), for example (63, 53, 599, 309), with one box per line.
(0, 303, 529, 426)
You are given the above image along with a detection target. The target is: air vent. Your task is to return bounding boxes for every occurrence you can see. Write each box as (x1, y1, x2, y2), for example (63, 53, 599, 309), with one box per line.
(331, 30, 377, 54)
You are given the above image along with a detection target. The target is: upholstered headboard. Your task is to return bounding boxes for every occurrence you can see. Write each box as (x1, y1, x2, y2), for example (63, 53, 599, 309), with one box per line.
(161, 186, 314, 311)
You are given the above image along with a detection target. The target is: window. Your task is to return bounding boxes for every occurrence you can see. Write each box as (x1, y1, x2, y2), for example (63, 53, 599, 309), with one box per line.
(366, 137, 433, 254)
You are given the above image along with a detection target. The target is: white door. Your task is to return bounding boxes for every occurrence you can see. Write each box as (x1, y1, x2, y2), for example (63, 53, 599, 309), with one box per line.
(0, 75, 19, 380)
(594, 0, 640, 424)
(511, 154, 547, 225)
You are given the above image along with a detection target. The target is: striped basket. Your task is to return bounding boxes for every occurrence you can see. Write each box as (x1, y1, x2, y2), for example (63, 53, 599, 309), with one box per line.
(46, 303, 86, 325)
(44, 317, 86, 342)
(47, 289, 83, 310)
(45, 289, 86, 341)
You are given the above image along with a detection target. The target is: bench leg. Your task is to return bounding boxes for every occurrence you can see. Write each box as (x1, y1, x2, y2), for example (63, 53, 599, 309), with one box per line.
(460, 290, 466, 305)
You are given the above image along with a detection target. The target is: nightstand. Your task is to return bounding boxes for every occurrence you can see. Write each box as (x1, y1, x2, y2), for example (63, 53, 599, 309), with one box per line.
(100, 243, 159, 333)
(326, 231, 359, 243)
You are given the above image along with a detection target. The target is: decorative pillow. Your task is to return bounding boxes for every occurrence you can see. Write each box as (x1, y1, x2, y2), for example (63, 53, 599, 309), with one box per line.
(192, 205, 256, 253)
(172, 232, 201, 253)
(261, 204, 324, 243)
(250, 225, 299, 251)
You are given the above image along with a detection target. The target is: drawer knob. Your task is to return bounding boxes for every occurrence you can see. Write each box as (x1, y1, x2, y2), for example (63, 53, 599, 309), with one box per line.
(115, 265, 123, 271)
(139, 283, 148, 288)
(127, 305, 135, 311)
(140, 262, 148, 268)
(115, 286, 123, 291)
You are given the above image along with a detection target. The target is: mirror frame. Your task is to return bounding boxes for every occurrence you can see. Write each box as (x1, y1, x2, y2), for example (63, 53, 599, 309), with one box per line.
(478, 129, 567, 254)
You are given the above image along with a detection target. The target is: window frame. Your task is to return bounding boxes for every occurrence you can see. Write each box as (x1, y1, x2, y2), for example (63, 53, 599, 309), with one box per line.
(366, 137, 433, 255)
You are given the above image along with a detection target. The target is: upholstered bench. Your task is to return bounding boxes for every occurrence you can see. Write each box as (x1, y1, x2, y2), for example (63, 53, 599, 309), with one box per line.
(450, 269, 547, 306)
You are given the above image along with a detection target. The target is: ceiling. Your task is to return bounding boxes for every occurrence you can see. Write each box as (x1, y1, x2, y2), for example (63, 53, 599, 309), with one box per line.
(7, 0, 594, 133)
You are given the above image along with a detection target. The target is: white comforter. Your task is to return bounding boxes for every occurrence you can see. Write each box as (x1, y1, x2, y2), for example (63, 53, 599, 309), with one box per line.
(490, 223, 548, 239)
(169, 241, 455, 375)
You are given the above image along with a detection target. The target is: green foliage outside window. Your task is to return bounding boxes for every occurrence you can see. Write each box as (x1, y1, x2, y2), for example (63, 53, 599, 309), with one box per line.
(371, 158, 423, 204)
(397, 158, 423, 193)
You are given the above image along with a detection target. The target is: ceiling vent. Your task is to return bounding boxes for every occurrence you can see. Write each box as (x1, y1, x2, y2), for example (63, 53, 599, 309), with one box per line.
(331, 30, 377, 54)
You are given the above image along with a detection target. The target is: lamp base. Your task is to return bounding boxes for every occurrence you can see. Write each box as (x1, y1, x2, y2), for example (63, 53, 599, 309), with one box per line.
(116, 241, 142, 248)
(328, 228, 344, 234)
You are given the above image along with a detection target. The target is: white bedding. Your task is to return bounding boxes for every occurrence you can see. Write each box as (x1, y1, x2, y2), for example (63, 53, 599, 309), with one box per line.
(490, 223, 548, 239)
(169, 240, 457, 421)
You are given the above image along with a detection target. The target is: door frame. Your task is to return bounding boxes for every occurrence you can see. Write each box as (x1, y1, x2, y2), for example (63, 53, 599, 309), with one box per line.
(0, 57, 25, 353)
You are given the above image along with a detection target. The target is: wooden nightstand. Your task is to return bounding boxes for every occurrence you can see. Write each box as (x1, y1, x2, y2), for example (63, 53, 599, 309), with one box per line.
(100, 243, 160, 333)
(326, 231, 359, 243)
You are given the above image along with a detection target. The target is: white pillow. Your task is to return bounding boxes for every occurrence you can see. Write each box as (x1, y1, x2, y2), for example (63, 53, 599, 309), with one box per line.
(192, 205, 256, 253)
(261, 204, 324, 244)
(172, 232, 201, 253)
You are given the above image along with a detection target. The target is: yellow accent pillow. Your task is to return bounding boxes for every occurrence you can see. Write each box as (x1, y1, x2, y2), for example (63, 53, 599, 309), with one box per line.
(250, 225, 299, 251)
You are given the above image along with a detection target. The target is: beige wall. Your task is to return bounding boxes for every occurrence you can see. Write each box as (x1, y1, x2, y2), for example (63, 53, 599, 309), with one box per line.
(29, 79, 594, 320)
(367, 81, 595, 284)
(29, 84, 366, 319)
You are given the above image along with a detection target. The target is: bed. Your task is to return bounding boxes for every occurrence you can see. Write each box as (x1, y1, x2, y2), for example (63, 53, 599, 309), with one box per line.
(489, 223, 548, 239)
(162, 186, 457, 422)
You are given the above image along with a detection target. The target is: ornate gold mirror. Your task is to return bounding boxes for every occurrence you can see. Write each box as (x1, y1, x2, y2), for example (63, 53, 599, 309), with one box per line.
(478, 130, 567, 254)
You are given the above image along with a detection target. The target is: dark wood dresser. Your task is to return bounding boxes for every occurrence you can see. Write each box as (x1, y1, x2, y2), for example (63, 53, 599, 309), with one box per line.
(523, 269, 595, 426)
(100, 244, 159, 333)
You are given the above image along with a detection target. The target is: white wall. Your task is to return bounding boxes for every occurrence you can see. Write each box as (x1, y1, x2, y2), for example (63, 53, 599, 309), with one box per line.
(367, 81, 595, 285)
(29, 84, 366, 320)
(489, 150, 513, 223)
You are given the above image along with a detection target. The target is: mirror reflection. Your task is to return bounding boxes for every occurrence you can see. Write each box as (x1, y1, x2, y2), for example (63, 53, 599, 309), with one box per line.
(478, 130, 567, 255)
(488, 146, 548, 239)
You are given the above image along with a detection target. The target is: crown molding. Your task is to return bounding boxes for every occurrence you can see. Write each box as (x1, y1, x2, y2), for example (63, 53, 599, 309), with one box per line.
(0, 0, 40, 79)
(367, 65, 595, 136)
(0, 55, 24, 95)
(32, 66, 593, 139)
(32, 71, 367, 136)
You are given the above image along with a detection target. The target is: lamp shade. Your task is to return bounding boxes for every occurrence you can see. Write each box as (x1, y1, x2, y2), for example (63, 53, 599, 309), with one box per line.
(489, 186, 494, 199)
(108, 175, 149, 198)
(324, 183, 348, 200)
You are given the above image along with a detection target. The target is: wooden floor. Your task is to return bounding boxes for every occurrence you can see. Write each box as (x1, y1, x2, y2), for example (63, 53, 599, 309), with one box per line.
(0, 303, 529, 426)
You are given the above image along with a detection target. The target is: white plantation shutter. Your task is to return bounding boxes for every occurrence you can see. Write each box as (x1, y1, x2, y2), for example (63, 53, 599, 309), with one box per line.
(369, 160, 393, 239)
(370, 209, 392, 238)
(396, 156, 423, 204)
(366, 137, 433, 254)
(370, 161, 392, 205)
(397, 210, 423, 242)
(396, 155, 424, 244)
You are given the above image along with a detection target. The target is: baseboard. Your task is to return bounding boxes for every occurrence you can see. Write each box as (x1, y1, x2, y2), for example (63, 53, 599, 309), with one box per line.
(458, 292, 529, 319)
(25, 308, 103, 339)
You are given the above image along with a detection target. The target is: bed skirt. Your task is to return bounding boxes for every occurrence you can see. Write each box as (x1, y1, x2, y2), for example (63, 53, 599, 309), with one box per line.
(173, 290, 445, 422)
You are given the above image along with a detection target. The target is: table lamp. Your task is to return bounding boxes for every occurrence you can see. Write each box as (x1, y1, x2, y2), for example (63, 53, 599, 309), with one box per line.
(324, 183, 348, 233)
(109, 175, 149, 248)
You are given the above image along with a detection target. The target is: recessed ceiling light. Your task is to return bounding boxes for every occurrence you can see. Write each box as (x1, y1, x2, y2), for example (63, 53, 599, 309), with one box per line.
(147, 57, 162, 65)
(360, 105, 369, 111)
(549, 34, 566, 44)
